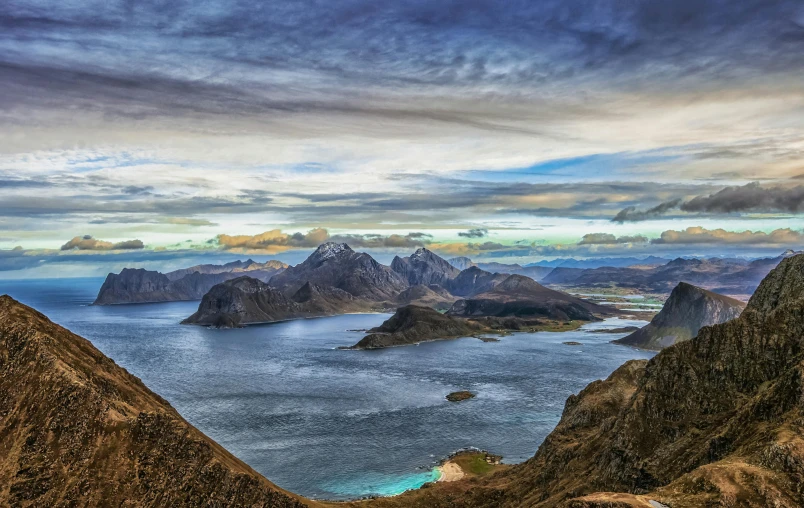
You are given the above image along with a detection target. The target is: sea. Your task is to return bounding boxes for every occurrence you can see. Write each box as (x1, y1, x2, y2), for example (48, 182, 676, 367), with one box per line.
(0, 277, 655, 501)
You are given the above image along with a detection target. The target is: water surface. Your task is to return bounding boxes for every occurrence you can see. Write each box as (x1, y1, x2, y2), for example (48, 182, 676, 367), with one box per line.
(0, 278, 654, 500)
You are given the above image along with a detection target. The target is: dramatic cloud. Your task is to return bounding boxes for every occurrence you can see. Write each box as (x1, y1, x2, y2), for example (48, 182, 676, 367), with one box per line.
(578, 233, 649, 245)
(60, 235, 144, 251)
(612, 199, 682, 222)
(651, 227, 804, 245)
(681, 182, 804, 214)
(216, 228, 432, 252)
(458, 228, 489, 238)
(216, 228, 330, 252)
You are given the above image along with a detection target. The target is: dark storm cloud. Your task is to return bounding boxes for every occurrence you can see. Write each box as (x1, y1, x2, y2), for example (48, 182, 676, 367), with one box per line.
(612, 199, 682, 222)
(609, 181, 804, 221)
(458, 228, 488, 238)
(1, 0, 802, 123)
(681, 182, 804, 213)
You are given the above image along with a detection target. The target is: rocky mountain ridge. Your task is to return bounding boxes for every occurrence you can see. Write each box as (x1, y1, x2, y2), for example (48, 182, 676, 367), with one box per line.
(614, 282, 745, 350)
(94, 260, 287, 305)
(0, 295, 309, 508)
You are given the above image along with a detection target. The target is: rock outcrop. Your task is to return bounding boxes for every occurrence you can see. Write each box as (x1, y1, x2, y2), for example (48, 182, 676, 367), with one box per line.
(347, 305, 484, 349)
(614, 282, 745, 350)
(0, 295, 308, 508)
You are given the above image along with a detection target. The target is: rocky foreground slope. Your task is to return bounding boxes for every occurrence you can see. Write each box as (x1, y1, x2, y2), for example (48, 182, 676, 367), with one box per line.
(0, 295, 308, 508)
(614, 282, 745, 350)
(348, 253, 804, 507)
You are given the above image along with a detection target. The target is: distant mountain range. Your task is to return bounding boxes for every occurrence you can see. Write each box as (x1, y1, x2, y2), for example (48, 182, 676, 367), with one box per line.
(182, 244, 615, 329)
(540, 251, 799, 298)
(93, 259, 288, 305)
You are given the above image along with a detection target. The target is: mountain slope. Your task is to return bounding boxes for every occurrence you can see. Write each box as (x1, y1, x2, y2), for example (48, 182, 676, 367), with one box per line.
(269, 243, 408, 301)
(447, 274, 613, 322)
(0, 295, 308, 507)
(445, 266, 510, 297)
(391, 248, 460, 286)
(614, 282, 745, 350)
(182, 276, 367, 327)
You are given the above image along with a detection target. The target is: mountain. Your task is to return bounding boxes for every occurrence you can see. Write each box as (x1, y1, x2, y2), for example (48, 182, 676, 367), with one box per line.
(447, 257, 552, 280)
(0, 295, 307, 507)
(347, 304, 484, 349)
(447, 274, 613, 322)
(445, 266, 510, 297)
(614, 282, 745, 350)
(182, 276, 366, 327)
(94, 260, 287, 305)
(527, 256, 671, 269)
(166, 259, 288, 280)
(358, 253, 804, 508)
(539, 267, 586, 284)
(391, 248, 460, 286)
(540, 253, 791, 298)
(269, 242, 408, 301)
(448, 256, 476, 270)
(475, 262, 553, 281)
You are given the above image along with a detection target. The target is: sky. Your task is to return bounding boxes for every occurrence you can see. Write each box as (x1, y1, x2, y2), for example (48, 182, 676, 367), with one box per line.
(1, 0, 804, 277)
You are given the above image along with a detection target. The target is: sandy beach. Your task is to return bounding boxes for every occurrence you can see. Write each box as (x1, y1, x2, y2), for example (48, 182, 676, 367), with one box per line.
(436, 461, 465, 482)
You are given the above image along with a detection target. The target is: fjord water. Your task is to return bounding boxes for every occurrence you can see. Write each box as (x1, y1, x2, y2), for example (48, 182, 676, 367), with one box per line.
(0, 278, 654, 500)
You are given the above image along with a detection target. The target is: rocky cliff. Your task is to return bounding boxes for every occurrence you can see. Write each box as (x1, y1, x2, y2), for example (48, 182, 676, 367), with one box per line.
(615, 282, 745, 350)
(348, 304, 484, 349)
(0, 295, 309, 508)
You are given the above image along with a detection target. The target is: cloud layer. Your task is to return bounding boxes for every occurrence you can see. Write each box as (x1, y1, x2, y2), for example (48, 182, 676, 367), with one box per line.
(61, 235, 144, 251)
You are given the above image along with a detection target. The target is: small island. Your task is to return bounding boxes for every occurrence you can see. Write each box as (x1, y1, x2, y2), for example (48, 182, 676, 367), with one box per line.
(562, 341, 582, 346)
(446, 391, 475, 402)
(345, 305, 486, 349)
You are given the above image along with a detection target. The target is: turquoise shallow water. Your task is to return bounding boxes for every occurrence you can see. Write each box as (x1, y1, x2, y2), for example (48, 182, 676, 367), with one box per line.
(0, 277, 654, 500)
(323, 468, 441, 497)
